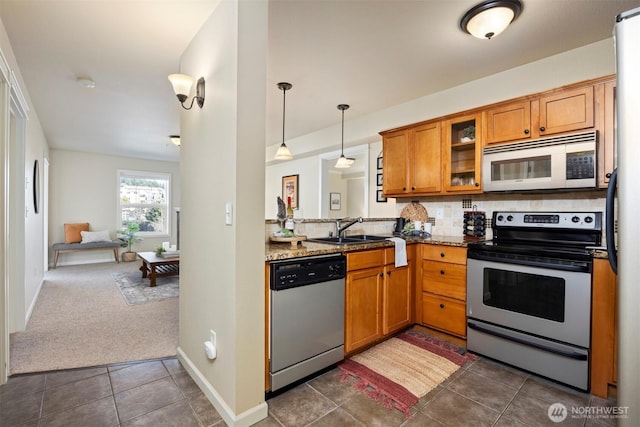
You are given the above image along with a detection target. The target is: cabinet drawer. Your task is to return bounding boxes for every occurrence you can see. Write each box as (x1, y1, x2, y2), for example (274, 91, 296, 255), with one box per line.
(383, 245, 414, 265)
(347, 249, 385, 271)
(421, 293, 466, 337)
(422, 262, 466, 301)
(421, 245, 466, 265)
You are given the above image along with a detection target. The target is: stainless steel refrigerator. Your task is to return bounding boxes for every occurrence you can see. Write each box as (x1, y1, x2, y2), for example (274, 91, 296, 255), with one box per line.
(608, 7, 640, 425)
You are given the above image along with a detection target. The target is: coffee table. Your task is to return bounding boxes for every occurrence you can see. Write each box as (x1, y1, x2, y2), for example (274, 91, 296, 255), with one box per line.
(137, 252, 180, 287)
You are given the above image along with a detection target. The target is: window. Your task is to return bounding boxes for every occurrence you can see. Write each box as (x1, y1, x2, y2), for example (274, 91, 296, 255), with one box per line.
(118, 170, 170, 237)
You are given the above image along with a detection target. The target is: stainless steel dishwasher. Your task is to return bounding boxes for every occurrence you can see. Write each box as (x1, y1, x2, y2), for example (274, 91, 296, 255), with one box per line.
(269, 254, 346, 392)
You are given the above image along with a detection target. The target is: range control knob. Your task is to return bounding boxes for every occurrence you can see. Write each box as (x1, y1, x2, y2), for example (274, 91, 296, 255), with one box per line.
(506, 215, 514, 222)
(497, 215, 504, 222)
(585, 216, 593, 223)
(572, 216, 580, 223)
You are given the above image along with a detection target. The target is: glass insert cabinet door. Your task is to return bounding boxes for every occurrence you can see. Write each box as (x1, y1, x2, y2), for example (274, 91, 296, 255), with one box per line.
(443, 113, 482, 192)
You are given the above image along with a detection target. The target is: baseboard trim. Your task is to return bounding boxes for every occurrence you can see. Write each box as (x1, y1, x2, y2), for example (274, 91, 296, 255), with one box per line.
(176, 347, 268, 427)
(24, 277, 45, 327)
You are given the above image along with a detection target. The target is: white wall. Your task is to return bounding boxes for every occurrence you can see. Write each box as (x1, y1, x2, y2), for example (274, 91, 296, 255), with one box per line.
(265, 156, 319, 218)
(177, 0, 267, 425)
(48, 149, 180, 265)
(0, 16, 49, 340)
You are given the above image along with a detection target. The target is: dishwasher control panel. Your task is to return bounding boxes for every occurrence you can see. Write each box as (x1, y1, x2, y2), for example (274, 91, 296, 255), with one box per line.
(270, 254, 346, 290)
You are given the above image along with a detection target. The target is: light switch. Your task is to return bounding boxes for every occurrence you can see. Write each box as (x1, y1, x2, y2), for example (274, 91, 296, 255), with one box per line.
(225, 202, 233, 225)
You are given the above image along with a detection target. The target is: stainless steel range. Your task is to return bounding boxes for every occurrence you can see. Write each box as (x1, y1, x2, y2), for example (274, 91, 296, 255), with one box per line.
(466, 211, 602, 391)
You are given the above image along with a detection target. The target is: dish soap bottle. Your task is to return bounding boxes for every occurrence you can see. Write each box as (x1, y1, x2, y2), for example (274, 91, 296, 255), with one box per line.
(285, 197, 295, 232)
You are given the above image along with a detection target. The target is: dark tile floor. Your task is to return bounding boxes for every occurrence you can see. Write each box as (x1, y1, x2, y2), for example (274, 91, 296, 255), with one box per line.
(0, 355, 618, 427)
(0, 358, 224, 427)
(259, 357, 618, 427)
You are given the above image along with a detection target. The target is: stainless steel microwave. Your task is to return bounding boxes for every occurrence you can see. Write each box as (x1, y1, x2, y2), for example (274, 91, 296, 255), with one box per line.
(482, 131, 597, 192)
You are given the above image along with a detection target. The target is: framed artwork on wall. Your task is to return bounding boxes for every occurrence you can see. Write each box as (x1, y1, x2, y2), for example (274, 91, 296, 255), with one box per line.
(282, 174, 299, 208)
(376, 173, 383, 186)
(377, 156, 383, 170)
(376, 189, 387, 203)
(330, 192, 341, 211)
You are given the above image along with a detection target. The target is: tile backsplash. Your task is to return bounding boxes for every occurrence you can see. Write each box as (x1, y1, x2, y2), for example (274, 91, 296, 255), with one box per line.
(396, 190, 608, 240)
(266, 190, 609, 242)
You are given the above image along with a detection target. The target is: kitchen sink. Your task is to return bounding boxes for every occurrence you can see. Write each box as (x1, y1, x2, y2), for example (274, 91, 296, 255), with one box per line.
(347, 234, 390, 241)
(307, 235, 391, 245)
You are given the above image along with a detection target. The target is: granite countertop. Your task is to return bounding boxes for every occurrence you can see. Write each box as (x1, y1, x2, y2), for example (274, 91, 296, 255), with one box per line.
(265, 234, 470, 261)
(266, 236, 611, 262)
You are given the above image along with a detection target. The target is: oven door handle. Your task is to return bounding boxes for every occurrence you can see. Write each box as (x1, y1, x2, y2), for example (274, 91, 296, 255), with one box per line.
(467, 322, 588, 361)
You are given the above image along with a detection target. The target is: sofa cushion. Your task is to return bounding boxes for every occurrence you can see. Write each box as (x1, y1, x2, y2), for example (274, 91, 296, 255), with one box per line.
(80, 230, 111, 243)
(64, 223, 90, 243)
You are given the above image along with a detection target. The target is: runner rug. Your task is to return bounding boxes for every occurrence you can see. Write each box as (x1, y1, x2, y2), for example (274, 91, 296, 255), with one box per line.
(339, 329, 477, 417)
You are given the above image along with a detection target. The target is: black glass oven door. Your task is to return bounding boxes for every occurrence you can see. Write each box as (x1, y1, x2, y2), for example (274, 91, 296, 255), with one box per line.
(482, 268, 565, 322)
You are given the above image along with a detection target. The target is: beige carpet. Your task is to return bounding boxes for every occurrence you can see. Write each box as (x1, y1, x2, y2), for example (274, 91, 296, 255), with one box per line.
(9, 261, 178, 375)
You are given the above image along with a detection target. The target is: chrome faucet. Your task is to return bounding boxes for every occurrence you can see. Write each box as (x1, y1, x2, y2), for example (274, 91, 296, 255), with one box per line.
(335, 217, 363, 238)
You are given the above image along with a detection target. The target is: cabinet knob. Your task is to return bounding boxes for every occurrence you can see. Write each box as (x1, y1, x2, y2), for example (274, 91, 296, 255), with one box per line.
(440, 253, 445, 257)
(524, 129, 529, 134)
(379, 273, 384, 278)
(440, 269, 445, 275)
(439, 303, 445, 309)
(475, 182, 480, 187)
(387, 271, 391, 276)
(403, 187, 406, 191)
(540, 126, 546, 132)
(606, 172, 612, 178)
(412, 186, 416, 190)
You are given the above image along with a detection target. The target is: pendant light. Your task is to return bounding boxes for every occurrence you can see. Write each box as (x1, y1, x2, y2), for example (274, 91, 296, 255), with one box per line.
(460, 0, 522, 40)
(335, 104, 353, 168)
(274, 82, 293, 160)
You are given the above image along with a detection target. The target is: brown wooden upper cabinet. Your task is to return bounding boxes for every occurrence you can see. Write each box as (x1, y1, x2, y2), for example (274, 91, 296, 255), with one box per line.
(485, 100, 533, 144)
(443, 113, 482, 193)
(380, 75, 614, 196)
(485, 86, 595, 145)
(382, 121, 441, 196)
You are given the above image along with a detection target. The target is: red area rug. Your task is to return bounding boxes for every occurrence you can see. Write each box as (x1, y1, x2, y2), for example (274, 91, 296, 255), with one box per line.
(339, 330, 477, 417)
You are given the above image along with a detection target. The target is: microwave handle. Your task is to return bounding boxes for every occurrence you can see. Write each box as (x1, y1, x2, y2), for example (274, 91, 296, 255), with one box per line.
(605, 168, 618, 274)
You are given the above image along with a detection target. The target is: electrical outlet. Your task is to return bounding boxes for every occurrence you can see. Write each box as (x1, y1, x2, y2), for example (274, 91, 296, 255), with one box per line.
(435, 208, 444, 219)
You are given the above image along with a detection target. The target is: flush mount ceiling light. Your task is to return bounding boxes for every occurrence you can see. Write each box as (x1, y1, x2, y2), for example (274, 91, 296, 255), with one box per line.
(169, 135, 181, 147)
(274, 82, 293, 160)
(168, 74, 205, 110)
(460, 0, 522, 40)
(76, 77, 96, 89)
(335, 104, 354, 169)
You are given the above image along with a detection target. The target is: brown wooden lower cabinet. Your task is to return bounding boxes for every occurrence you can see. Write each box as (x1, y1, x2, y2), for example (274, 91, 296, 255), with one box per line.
(416, 244, 467, 338)
(345, 246, 414, 354)
(591, 257, 618, 398)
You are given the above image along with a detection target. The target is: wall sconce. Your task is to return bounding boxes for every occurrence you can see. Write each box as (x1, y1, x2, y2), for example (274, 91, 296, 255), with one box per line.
(460, 0, 522, 40)
(169, 135, 181, 147)
(168, 74, 205, 110)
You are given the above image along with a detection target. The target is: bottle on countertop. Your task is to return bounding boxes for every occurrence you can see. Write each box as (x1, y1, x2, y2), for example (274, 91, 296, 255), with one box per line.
(285, 197, 295, 231)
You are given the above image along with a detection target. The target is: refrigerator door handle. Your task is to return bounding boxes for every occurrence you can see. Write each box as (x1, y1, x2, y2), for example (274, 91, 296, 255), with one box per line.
(606, 168, 618, 274)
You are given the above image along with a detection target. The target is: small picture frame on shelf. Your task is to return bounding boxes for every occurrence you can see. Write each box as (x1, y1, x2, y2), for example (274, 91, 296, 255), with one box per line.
(330, 192, 341, 211)
(376, 190, 387, 203)
(376, 173, 383, 186)
(377, 156, 383, 170)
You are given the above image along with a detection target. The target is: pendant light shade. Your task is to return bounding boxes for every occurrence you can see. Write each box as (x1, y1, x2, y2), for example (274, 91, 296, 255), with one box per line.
(460, 0, 522, 40)
(335, 104, 352, 169)
(274, 82, 293, 160)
